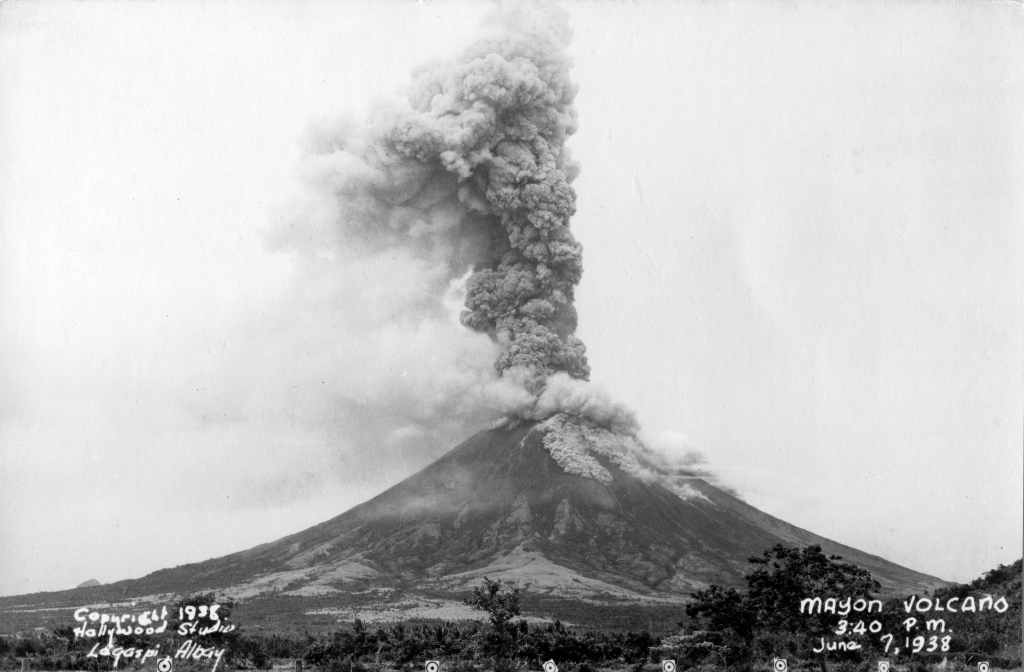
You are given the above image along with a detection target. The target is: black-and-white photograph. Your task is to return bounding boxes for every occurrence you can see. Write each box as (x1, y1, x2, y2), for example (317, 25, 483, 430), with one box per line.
(1, 2, 1021, 671)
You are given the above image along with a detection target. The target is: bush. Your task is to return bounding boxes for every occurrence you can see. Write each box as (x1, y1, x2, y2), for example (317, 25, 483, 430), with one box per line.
(14, 639, 36, 657)
(447, 660, 482, 672)
(493, 657, 519, 672)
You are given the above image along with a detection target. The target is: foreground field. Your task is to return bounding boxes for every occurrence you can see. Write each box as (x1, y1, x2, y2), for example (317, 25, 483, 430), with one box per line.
(2, 555, 1017, 672)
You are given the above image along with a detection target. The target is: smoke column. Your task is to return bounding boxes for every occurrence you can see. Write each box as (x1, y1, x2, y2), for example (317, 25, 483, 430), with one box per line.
(427, 5, 590, 387)
(275, 1, 711, 492)
(394, 1, 590, 390)
(293, 1, 589, 394)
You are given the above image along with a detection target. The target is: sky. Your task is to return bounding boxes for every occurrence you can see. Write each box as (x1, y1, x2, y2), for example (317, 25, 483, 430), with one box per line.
(1, 0, 1021, 597)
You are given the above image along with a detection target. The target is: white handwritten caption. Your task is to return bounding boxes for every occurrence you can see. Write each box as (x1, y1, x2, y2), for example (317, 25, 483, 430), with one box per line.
(72, 603, 233, 671)
(798, 593, 1009, 656)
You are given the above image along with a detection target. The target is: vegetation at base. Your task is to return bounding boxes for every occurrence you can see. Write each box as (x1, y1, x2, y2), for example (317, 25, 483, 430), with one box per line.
(2, 555, 1019, 672)
(679, 544, 881, 671)
(675, 551, 1020, 672)
(917, 559, 1021, 658)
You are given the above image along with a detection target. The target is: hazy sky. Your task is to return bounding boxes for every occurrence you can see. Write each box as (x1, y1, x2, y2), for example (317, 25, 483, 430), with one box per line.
(1, 0, 1021, 597)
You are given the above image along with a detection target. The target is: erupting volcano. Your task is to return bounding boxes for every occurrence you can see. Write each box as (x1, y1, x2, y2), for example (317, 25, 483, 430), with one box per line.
(10, 423, 943, 611)
(1, 2, 949, 618)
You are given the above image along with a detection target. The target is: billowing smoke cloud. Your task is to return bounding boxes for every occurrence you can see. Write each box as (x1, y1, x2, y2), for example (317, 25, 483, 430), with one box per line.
(396, 2, 589, 388)
(280, 1, 587, 390)
(273, 1, 626, 428)
(272, 0, 716, 490)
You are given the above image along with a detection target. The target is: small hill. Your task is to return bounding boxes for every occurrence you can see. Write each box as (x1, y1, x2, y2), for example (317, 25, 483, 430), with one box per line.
(74, 580, 101, 589)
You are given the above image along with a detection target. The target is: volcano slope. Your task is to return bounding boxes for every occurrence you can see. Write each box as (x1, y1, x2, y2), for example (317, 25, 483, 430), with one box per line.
(2, 423, 945, 624)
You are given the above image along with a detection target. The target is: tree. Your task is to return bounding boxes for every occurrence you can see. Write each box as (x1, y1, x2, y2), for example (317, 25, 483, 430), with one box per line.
(464, 577, 523, 658)
(465, 577, 522, 631)
(685, 545, 881, 672)
(686, 585, 756, 640)
(654, 631, 732, 671)
(747, 544, 879, 635)
(685, 585, 757, 668)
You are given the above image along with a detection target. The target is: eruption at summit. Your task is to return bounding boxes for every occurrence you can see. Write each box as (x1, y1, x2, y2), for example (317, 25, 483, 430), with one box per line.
(0, 3, 952, 616)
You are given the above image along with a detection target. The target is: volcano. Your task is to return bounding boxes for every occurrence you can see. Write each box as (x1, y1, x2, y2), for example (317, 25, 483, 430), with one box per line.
(12, 423, 942, 614)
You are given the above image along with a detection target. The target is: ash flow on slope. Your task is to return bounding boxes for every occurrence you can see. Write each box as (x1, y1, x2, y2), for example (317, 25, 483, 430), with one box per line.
(272, 1, 711, 494)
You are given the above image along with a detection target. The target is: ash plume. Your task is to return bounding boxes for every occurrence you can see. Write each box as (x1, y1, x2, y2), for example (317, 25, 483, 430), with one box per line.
(283, 0, 587, 394)
(396, 1, 589, 389)
(273, 0, 717, 490)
